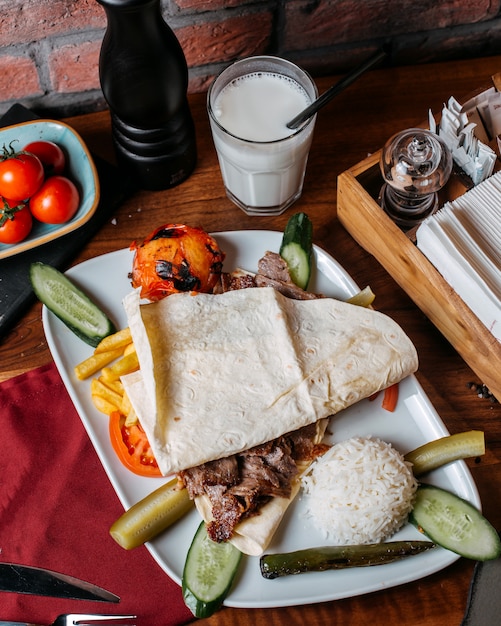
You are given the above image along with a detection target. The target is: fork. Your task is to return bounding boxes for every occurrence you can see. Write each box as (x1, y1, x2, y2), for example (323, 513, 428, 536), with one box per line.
(0, 614, 136, 626)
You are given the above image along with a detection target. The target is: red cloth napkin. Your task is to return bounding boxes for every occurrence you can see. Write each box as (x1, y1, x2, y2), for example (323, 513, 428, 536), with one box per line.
(0, 362, 194, 626)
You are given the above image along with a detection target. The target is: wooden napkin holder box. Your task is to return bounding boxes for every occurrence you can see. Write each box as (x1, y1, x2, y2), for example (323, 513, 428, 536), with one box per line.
(337, 142, 501, 403)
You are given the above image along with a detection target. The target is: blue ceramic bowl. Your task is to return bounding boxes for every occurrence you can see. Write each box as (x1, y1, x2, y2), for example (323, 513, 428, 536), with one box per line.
(0, 119, 100, 259)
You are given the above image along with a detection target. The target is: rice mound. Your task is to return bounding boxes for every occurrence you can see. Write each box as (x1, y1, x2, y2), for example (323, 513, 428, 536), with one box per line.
(302, 436, 418, 545)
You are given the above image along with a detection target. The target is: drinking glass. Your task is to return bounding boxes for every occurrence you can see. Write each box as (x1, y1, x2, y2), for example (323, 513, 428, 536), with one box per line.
(207, 56, 318, 216)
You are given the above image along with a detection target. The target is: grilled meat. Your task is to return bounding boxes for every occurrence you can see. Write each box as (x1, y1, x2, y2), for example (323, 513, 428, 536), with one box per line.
(217, 250, 321, 300)
(179, 423, 322, 543)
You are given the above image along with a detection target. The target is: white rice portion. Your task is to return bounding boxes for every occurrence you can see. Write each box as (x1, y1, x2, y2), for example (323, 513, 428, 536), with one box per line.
(302, 436, 418, 545)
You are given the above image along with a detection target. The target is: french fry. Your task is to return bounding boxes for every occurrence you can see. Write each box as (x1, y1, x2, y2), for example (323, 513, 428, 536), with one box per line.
(74, 327, 140, 420)
(102, 350, 139, 382)
(99, 375, 124, 396)
(74, 348, 124, 381)
(124, 342, 136, 356)
(92, 393, 121, 416)
(94, 327, 133, 354)
(91, 378, 123, 412)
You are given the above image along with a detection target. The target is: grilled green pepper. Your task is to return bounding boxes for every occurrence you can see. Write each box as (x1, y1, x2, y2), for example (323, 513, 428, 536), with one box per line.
(260, 540, 436, 579)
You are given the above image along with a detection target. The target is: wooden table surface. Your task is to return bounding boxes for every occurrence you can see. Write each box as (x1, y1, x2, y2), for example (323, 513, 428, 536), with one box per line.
(2, 54, 501, 626)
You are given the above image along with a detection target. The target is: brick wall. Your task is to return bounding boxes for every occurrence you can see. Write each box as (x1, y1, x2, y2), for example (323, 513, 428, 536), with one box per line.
(0, 0, 500, 118)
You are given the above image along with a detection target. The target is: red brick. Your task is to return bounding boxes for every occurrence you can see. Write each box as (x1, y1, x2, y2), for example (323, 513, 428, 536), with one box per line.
(0, 0, 105, 47)
(0, 55, 42, 100)
(177, 13, 273, 67)
(284, 0, 500, 51)
(48, 40, 101, 94)
(0, 0, 498, 116)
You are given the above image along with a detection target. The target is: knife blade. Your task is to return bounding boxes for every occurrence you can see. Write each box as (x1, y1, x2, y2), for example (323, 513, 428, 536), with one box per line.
(461, 531, 501, 626)
(0, 563, 119, 603)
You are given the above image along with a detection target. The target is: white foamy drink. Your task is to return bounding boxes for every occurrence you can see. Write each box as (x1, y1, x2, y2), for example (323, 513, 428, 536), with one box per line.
(213, 72, 310, 142)
(208, 57, 317, 215)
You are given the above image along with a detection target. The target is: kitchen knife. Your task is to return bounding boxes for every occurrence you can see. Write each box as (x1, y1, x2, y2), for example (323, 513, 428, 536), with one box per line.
(0, 563, 119, 602)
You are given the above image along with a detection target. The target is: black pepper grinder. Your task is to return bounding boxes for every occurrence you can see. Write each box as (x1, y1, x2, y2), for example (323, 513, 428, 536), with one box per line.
(96, 0, 197, 191)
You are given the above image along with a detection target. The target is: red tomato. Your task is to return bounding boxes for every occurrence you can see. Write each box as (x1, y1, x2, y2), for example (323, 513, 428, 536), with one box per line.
(23, 140, 66, 176)
(0, 198, 33, 244)
(29, 175, 80, 224)
(109, 411, 161, 477)
(0, 148, 44, 201)
(130, 224, 225, 301)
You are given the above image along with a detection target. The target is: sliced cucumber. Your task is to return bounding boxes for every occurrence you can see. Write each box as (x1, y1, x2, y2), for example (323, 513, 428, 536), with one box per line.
(109, 479, 192, 550)
(182, 521, 242, 619)
(410, 484, 501, 561)
(279, 212, 313, 290)
(30, 261, 116, 347)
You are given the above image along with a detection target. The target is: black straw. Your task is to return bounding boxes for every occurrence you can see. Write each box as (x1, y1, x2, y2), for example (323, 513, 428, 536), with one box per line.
(286, 45, 390, 130)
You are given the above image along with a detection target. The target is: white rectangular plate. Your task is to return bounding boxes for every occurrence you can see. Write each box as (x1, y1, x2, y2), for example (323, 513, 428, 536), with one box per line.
(43, 229, 480, 608)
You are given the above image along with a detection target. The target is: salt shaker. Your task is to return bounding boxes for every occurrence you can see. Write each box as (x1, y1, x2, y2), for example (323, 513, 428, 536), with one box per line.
(379, 128, 452, 230)
(97, 0, 197, 190)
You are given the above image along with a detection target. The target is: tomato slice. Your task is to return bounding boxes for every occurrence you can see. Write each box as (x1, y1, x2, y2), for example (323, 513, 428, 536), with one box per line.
(109, 411, 162, 477)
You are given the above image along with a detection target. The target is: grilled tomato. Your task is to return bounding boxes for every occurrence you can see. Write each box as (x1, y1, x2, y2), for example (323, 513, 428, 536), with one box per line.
(130, 224, 225, 301)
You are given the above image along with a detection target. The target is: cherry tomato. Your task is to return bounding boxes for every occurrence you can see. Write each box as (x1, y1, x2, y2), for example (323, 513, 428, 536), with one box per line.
(0, 145, 44, 201)
(23, 140, 66, 176)
(109, 411, 161, 477)
(29, 175, 80, 224)
(0, 198, 33, 244)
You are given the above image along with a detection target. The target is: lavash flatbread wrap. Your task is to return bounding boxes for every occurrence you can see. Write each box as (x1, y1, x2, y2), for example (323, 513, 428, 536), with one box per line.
(123, 286, 418, 475)
(121, 285, 418, 555)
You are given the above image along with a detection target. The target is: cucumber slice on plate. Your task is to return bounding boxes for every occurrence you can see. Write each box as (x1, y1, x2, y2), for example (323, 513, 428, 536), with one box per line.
(410, 484, 501, 561)
(279, 212, 313, 290)
(30, 261, 116, 347)
(182, 521, 242, 618)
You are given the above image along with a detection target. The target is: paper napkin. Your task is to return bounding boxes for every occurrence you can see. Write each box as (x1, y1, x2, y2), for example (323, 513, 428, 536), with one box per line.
(416, 171, 501, 341)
